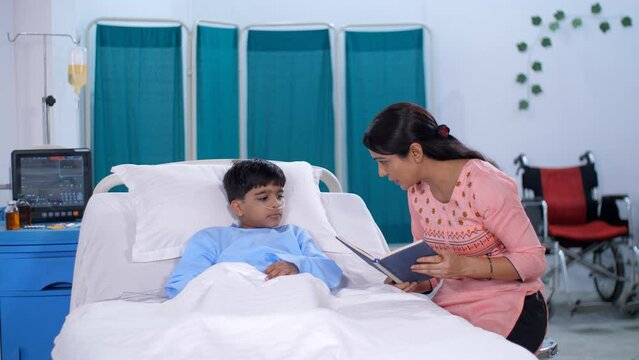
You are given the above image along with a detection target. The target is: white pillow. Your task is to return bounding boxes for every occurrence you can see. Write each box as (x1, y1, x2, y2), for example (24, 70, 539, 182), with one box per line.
(112, 161, 345, 262)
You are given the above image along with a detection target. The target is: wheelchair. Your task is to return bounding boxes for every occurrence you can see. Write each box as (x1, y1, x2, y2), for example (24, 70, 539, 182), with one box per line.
(514, 151, 639, 316)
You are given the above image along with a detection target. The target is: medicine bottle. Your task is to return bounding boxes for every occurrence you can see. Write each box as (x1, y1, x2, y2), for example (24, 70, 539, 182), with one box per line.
(16, 196, 32, 226)
(5, 201, 20, 230)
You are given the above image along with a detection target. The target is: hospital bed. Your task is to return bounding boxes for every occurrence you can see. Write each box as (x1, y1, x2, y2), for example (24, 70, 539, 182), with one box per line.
(53, 160, 536, 360)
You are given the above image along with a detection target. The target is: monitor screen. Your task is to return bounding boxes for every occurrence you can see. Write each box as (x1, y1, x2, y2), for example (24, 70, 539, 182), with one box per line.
(11, 148, 93, 223)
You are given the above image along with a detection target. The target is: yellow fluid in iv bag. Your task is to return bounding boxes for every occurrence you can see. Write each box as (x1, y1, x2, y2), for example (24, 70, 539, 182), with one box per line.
(68, 64, 87, 95)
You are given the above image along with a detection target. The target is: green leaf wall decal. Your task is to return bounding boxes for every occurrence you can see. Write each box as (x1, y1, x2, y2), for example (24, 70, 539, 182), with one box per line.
(591, 3, 602, 15)
(517, 42, 528, 52)
(531, 85, 543, 95)
(572, 18, 583, 28)
(516, 73, 528, 84)
(515, 3, 632, 110)
(532, 16, 542, 26)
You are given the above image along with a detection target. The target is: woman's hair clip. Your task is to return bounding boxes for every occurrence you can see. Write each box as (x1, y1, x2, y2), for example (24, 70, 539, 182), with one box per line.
(438, 124, 450, 137)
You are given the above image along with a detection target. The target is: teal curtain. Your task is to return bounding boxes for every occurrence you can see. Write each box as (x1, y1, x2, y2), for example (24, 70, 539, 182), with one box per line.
(345, 29, 427, 244)
(247, 29, 334, 172)
(93, 25, 185, 185)
(196, 25, 239, 159)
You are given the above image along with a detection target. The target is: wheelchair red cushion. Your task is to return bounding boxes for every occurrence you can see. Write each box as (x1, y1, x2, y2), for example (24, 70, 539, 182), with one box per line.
(549, 220, 628, 241)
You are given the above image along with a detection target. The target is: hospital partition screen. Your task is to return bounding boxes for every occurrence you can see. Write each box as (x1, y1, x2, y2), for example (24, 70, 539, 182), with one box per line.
(344, 27, 430, 244)
(196, 24, 239, 159)
(85, 20, 431, 243)
(92, 24, 186, 184)
(244, 27, 335, 173)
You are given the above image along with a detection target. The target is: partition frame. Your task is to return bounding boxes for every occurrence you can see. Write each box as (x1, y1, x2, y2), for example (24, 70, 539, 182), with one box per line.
(81, 19, 432, 186)
(238, 23, 341, 178)
(192, 20, 240, 160)
(83, 18, 193, 158)
(337, 23, 434, 191)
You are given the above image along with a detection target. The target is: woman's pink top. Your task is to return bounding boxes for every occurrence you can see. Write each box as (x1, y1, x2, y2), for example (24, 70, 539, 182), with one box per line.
(407, 159, 546, 337)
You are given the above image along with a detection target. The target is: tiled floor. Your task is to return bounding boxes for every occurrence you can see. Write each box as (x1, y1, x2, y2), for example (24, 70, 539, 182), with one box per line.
(545, 259, 639, 360)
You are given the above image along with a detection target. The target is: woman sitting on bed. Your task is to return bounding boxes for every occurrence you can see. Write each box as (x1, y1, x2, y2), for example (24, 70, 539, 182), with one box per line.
(165, 159, 343, 298)
(362, 102, 547, 354)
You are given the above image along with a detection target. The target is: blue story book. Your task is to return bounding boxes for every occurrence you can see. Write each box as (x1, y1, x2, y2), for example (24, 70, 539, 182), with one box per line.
(335, 236, 438, 283)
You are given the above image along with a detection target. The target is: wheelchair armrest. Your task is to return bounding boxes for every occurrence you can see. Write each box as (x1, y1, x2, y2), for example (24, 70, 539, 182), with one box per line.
(600, 194, 631, 227)
(521, 198, 549, 244)
(601, 194, 631, 202)
(579, 150, 595, 165)
(513, 154, 529, 175)
(522, 197, 545, 206)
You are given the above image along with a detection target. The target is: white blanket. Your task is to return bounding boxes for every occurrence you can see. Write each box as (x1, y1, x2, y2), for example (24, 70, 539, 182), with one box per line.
(53, 263, 535, 360)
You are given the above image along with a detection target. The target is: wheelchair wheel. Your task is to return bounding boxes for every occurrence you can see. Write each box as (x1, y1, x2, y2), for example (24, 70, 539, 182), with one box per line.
(593, 244, 625, 302)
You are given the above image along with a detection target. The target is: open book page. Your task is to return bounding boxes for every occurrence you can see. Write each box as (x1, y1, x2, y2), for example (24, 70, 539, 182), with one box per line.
(336, 236, 403, 283)
(335, 236, 378, 267)
(385, 241, 430, 257)
(335, 236, 435, 283)
(336, 236, 374, 258)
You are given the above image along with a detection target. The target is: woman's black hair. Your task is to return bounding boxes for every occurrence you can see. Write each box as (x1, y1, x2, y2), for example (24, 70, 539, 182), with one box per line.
(362, 102, 486, 161)
(223, 159, 286, 202)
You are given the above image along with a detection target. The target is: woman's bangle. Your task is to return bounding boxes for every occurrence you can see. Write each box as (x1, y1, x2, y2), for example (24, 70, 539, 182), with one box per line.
(487, 256, 494, 280)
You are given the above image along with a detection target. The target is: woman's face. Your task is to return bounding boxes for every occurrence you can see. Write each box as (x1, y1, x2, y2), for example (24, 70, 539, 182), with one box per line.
(368, 150, 422, 190)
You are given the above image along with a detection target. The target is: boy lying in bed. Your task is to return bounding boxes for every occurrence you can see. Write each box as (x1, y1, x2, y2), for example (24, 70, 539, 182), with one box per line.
(165, 159, 343, 298)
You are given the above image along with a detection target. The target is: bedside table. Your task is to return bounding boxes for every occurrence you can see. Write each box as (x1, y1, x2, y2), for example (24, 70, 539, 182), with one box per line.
(0, 222, 79, 360)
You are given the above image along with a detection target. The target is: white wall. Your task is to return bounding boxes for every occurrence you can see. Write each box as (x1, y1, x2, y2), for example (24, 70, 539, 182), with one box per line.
(0, 0, 17, 196)
(1, 0, 54, 206)
(2, 0, 638, 236)
(11, 0, 52, 147)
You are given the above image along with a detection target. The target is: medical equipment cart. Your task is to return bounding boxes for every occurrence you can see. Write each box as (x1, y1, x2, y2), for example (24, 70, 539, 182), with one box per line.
(0, 219, 78, 359)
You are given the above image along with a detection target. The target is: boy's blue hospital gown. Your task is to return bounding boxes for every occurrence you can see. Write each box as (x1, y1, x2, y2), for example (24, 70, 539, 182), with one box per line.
(165, 224, 343, 298)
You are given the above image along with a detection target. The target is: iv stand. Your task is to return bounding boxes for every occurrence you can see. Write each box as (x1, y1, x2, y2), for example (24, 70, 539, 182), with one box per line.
(6, 32, 80, 145)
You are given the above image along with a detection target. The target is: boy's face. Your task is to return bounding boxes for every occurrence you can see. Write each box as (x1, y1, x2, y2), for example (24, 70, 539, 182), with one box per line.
(231, 183, 285, 229)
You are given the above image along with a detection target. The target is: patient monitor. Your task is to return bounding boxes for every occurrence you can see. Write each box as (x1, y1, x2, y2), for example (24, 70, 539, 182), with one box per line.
(11, 148, 93, 223)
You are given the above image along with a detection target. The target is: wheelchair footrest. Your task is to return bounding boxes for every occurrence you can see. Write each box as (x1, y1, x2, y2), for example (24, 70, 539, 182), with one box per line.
(537, 337, 558, 359)
(569, 299, 613, 316)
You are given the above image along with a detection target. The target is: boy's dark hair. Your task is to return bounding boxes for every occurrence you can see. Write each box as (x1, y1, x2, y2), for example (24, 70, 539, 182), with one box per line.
(223, 159, 286, 202)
